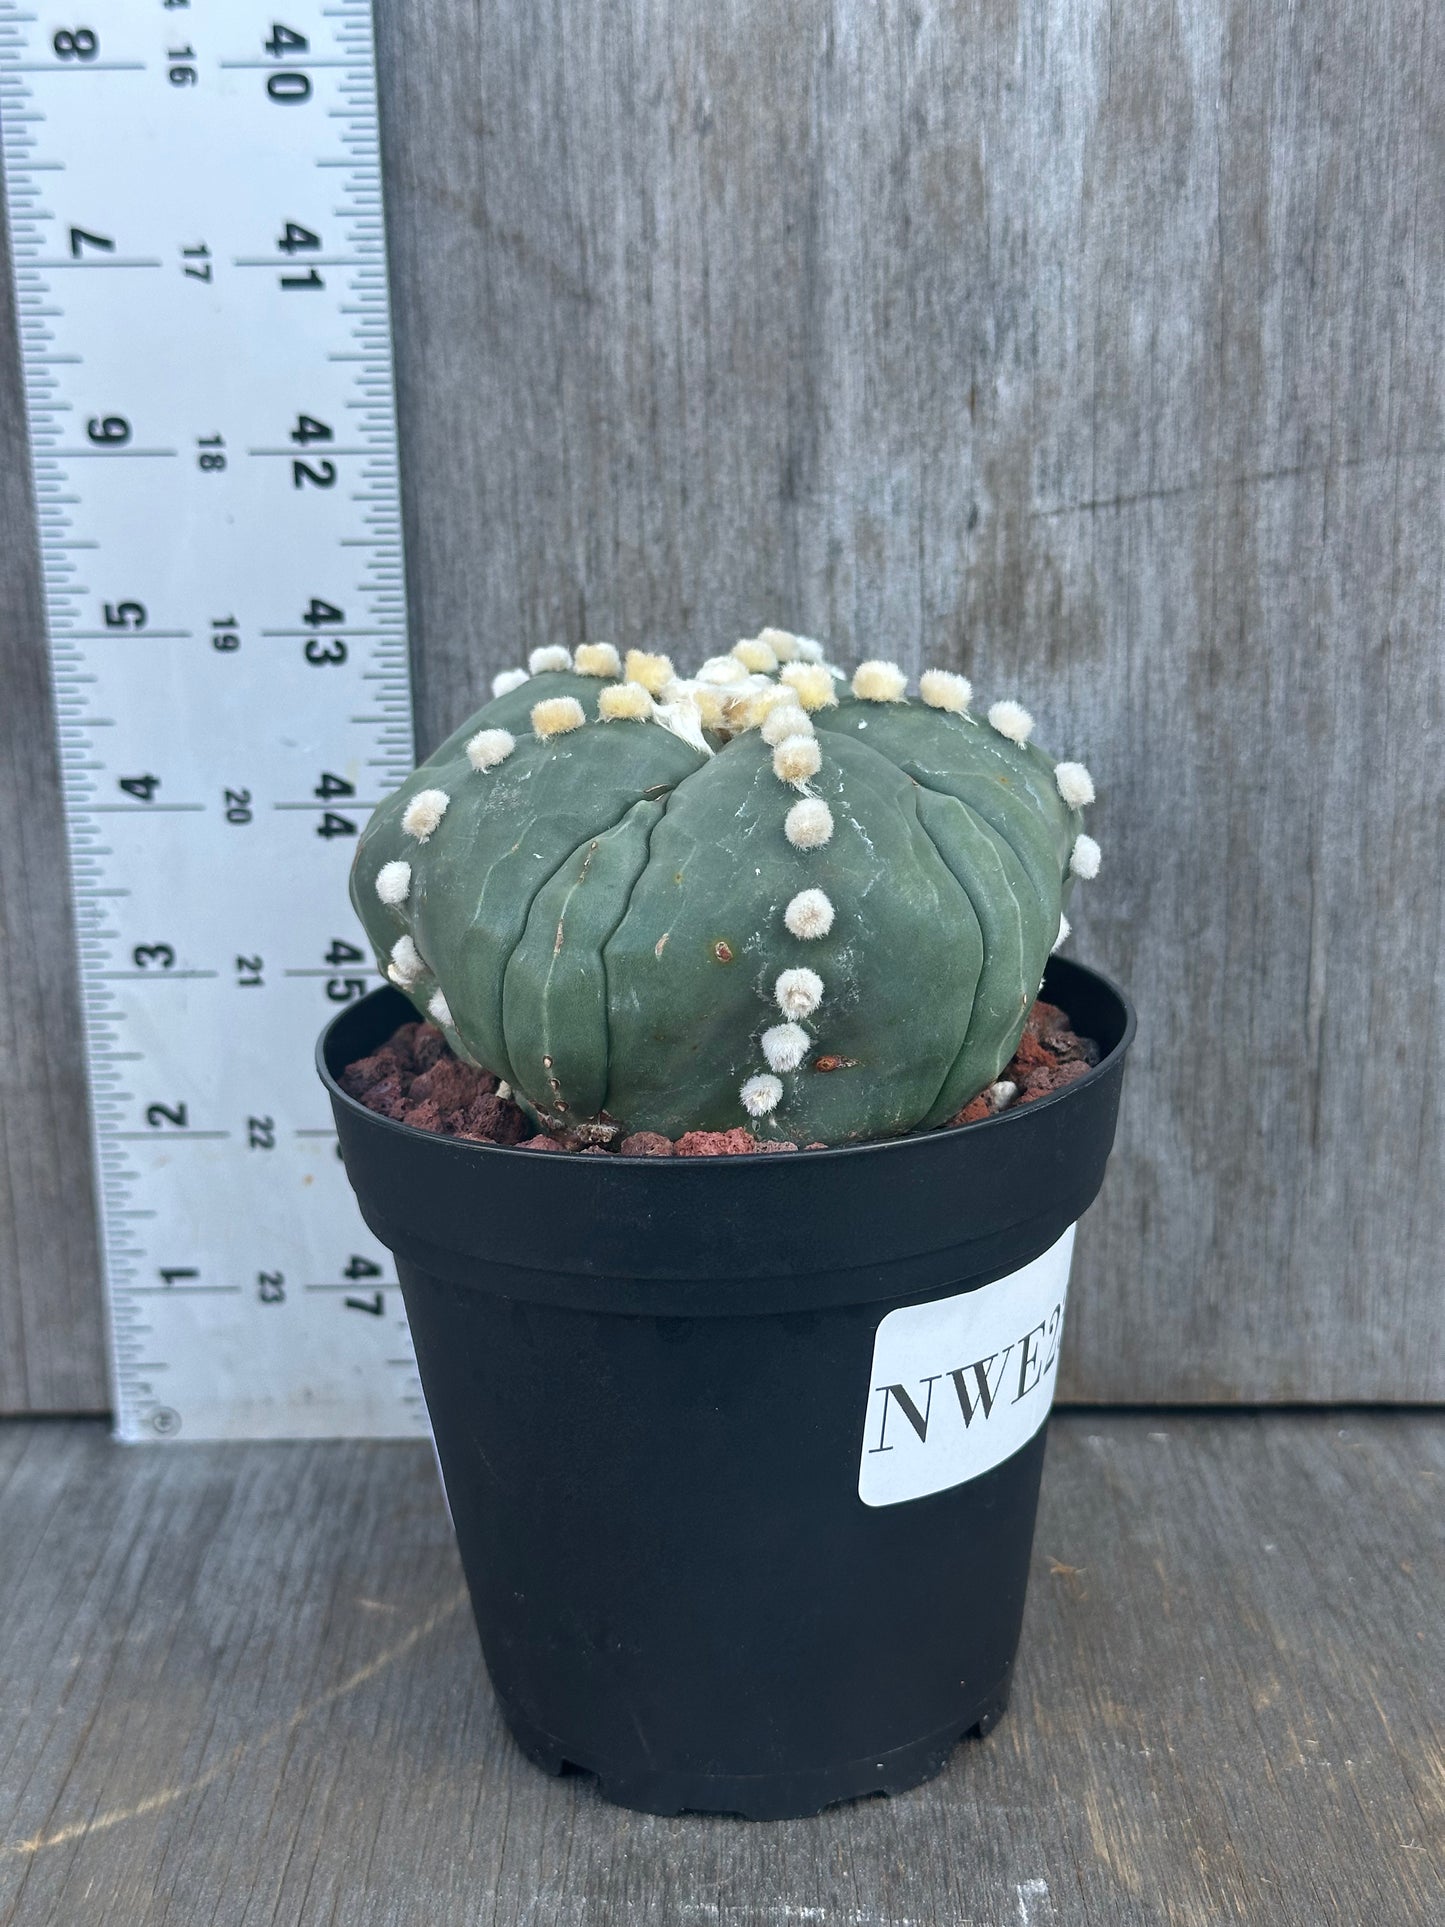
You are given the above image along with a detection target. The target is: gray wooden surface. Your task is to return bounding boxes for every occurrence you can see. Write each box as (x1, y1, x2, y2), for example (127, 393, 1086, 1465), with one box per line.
(0, 1412, 1440, 1925)
(2, 0, 1443, 1410)
(0, 191, 106, 1417)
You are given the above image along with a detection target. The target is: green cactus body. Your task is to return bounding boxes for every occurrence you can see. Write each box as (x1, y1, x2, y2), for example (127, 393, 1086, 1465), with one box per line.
(351, 644, 1099, 1144)
(811, 696, 1082, 1125)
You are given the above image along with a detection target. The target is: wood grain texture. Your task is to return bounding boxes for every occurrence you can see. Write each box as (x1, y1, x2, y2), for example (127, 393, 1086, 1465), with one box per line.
(1, 0, 1442, 1406)
(369, 0, 1445, 1402)
(1, 1414, 1441, 1924)
(0, 196, 107, 1416)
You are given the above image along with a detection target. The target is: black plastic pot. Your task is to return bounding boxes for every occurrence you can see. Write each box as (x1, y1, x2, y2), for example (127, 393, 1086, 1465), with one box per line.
(319, 956, 1134, 1819)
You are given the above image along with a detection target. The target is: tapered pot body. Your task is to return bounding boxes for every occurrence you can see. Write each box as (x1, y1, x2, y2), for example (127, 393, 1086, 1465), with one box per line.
(320, 956, 1134, 1817)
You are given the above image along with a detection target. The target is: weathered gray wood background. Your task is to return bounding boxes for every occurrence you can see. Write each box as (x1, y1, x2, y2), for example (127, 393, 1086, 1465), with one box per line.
(1, 0, 1441, 1412)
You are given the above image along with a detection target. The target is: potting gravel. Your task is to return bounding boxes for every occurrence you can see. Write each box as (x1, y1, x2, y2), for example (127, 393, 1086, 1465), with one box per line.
(340, 1000, 1100, 1155)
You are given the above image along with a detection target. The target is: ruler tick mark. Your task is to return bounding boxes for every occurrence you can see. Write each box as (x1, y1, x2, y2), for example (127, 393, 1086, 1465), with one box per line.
(7, 0, 421, 1443)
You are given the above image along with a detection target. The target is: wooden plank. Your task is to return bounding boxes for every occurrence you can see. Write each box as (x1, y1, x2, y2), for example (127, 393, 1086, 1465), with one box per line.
(1, 0, 1442, 1405)
(0, 208, 107, 1416)
(367, 0, 1445, 1402)
(0, 1414, 1440, 1923)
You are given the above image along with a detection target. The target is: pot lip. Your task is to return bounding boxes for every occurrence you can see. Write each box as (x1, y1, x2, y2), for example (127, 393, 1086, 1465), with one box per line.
(318, 954, 1136, 1167)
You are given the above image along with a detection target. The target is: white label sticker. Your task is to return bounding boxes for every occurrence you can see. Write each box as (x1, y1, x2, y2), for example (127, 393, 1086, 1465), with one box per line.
(858, 1225, 1075, 1507)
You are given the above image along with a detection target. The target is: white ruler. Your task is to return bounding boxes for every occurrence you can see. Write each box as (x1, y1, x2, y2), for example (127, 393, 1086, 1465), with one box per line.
(1, 0, 430, 1440)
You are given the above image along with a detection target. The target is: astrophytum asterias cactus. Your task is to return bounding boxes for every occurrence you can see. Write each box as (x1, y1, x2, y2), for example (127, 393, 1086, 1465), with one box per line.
(351, 632, 1100, 1144)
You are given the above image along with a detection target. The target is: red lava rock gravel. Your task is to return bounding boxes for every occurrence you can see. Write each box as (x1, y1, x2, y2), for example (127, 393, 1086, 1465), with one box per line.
(341, 999, 1099, 1154)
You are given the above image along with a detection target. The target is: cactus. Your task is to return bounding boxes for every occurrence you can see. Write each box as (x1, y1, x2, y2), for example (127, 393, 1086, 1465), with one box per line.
(350, 633, 1100, 1145)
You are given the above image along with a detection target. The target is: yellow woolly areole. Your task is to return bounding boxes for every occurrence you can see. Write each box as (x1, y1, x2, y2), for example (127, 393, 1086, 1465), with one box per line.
(772, 735, 822, 788)
(920, 668, 971, 714)
(466, 727, 515, 772)
(760, 703, 812, 747)
(530, 695, 586, 739)
(573, 642, 622, 678)
(755, 681, 798, 713)
(598, 681, 655, 722)
(780, 662, 838, 712)
(722, 685, 775, 733)
(757, 627, 801, 662)
(624, 648, 675, 695)
(732, 636, 779, 673)
(401, 788, 449, 841)
(851, 660, 908, 703)
(528, 644, 572, 674)
(784, 797, 834, 849)
(692, 685, 729, 730)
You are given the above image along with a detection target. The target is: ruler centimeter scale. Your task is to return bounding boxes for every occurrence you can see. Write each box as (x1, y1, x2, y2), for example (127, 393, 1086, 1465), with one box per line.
(1, 0, 430, 1439)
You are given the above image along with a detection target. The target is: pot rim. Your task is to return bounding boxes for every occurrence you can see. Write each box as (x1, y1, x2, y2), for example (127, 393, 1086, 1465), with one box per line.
(317, 953, 1135, 1167)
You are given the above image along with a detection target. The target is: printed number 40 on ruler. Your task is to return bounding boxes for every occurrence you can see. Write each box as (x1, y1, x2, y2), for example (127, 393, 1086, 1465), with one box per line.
(1, 0, 430, 1439)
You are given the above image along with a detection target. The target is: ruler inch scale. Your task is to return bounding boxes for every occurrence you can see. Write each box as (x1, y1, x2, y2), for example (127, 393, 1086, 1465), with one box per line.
(2, 0, 428, 1440)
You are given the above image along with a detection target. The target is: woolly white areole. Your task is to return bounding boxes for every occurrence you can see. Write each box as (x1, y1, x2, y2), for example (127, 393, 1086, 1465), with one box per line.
(785, 797, 834, 849)
(388, 934, 424, 987)
(1053, 912, 1071, 952)
(598, 681, 655, 722)
(697, 654, 748, 685)
(401, 788, 449, 841)
(492, 666, 529, 699)
(791, 634, 826, 663)
(531, 695, 586, 739)
(466, 727, 515, 772)
(624, 648, 675, 695)
(780, 662, 837, 711)
(760, 702, 813, 746)
(987, 1080, 1018, 1112)
(852, 659, 907, 703)
(988, 699, 1035, 745)
(920, 668, 972, 714)
(574, 641, 621, 678)
(757, 627, 801, 662)
(732, 636, 779, 674)
(740, 1073, 783, 1118)
(761, 1022, 810, 1073)
(772, 735, 822, 788)
(652, 690, 712, 755)
(427, 988, 453, 1027)
(775, 966, 824, 1019)
(528, 644, 572, 674)
(1054, 760, 1095, 809)
(784, 887, 834, 940)
(1070, 832, 1101, 880)
(375, 859, 411, 906)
